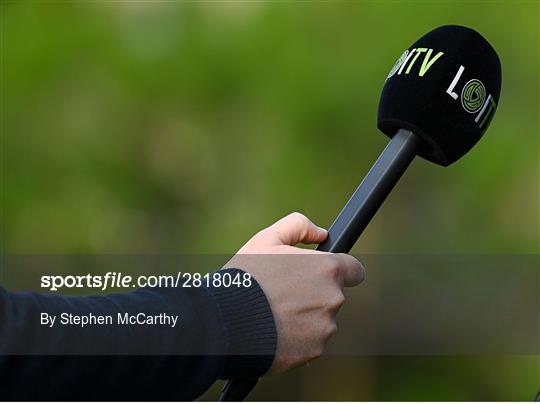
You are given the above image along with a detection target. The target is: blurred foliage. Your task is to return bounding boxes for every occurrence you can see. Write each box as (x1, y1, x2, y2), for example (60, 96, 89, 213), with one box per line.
(1, 0, 538, 400)
(1, 1, 538, 254)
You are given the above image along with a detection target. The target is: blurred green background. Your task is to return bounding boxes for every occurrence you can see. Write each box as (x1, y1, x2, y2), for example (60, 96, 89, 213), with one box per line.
(1, 0, 538, 400)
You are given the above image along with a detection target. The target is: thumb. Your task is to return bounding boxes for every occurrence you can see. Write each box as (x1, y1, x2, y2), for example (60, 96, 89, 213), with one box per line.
(269, 212, 327, 246)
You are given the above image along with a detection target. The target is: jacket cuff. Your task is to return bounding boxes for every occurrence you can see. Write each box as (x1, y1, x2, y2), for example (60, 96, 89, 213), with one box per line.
(208, 268, 277, 379)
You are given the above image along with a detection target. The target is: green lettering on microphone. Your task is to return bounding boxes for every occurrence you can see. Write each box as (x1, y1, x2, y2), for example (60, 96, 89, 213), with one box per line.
(387, 48, 444, 79)
(418, 49, 444, 76)
(405, 47, 427, 74)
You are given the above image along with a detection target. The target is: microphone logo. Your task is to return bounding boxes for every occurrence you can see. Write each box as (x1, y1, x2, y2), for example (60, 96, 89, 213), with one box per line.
(386, 48, 444, 79)
(461, 79, 486, 113)
(387, 50, 409, 79)
(446, 65, 497, 128)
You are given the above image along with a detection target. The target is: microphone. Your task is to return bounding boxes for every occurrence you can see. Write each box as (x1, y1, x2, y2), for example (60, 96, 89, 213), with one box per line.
(318, 24, 501, 251)
(220, 24, 502, 401)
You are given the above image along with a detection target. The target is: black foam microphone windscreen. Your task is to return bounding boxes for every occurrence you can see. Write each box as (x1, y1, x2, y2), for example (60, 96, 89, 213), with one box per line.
(378, 25, 502, 166)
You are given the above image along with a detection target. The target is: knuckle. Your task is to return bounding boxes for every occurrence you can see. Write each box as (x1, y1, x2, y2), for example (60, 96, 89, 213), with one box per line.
(333, 292, 346, 309)
(289, 211, 305, 219)
(327, 322, 338, 338)
(289, 212, 309, 226)
(322, 256, 341, 278)
(312, 345, 325, 359)
(325, 291, 344, 313)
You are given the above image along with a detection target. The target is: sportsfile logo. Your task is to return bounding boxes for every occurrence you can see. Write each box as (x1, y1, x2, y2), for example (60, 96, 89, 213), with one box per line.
(387, 48, 497, 128)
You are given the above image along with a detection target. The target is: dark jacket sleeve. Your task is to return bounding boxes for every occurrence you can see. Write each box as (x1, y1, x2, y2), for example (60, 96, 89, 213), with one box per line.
(0, 268, 276, 401)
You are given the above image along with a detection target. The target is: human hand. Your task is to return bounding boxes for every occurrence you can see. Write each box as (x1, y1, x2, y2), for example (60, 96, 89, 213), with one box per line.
(225, 212, 365, 374)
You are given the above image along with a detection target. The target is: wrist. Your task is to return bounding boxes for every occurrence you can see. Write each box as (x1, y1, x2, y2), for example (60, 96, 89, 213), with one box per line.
(208, 268, 277, 379)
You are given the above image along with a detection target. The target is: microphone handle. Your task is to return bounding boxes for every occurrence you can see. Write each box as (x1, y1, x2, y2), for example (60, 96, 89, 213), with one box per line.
(220, 128, 418, 401)
(219, 378, 259, 402)
(317, 128, 418, 253)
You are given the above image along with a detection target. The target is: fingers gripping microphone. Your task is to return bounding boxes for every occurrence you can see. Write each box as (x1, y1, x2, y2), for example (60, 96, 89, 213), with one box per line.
(220, 25, 501, 401)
